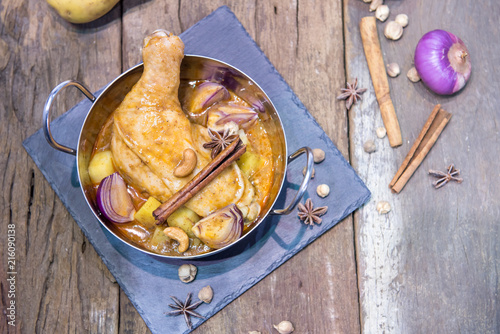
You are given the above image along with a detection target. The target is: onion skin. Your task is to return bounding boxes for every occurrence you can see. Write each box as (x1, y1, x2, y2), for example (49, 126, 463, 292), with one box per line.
(215, 112, 258, 129)
(414, 30, 471, 95)
(196, 82, 230, 110)
(212, 103, 258, 129)
(96, 172, 136, 223)
(192, 204, 243, 249)
(185, 82, 230, 126)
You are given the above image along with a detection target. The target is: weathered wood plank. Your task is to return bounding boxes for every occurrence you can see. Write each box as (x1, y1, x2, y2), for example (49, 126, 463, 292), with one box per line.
(0, 1, 122, 333)
(119, 1, 359, 333)
(185, 1, 359, 333)
(345, 0, 500, 333)
(2, 1, 359, 332)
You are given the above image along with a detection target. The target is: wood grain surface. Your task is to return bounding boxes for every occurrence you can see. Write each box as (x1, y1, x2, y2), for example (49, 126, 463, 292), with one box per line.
(345, 0, 500, 333)
(1, 0, 499, 333)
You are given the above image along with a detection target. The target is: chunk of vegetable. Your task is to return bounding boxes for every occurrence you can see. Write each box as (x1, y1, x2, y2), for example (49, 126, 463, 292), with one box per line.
(150, 226, 170, 248)
(189, 82, 230, 112)
(192, 204, 243, 249)
(238, 129, 249, 145)
(96, 172, 135, 223)
(213, 103, 258, 130)
(134, 197, 162, 228)
(166, 206, 200, 238)
(89, 151, 115, 184)
(185, 82, 230, 126)
(237, 151, 261, 177)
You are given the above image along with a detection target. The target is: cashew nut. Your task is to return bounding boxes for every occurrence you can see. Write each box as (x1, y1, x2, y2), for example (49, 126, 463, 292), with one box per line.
(174, 148, 197, 177)
(163, 226, 190, 253)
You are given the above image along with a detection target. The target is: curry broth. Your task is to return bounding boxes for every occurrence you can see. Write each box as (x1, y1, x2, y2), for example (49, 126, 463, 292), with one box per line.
(91, 80, 275, 256)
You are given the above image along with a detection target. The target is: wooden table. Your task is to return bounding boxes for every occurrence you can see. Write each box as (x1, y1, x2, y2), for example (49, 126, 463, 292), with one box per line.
(1, 1, 498, 333)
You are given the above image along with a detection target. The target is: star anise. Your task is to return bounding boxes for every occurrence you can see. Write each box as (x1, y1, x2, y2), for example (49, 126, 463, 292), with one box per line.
(203, 128, 239, 159)
(166, 293, 205, 329)
(337, 78, 368, 110)
(297, 198, 328, 226)
(428, 164, 463, 189)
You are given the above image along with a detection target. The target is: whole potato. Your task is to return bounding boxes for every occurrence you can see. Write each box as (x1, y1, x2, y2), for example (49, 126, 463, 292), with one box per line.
(47, 0, 120, 24)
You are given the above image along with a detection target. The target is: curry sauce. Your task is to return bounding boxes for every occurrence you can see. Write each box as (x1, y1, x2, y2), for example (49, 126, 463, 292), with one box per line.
(91, 80, 275, 256)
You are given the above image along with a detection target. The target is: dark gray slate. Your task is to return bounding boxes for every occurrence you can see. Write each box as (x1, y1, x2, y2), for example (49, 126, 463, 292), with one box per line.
(23, 6, 370, 334)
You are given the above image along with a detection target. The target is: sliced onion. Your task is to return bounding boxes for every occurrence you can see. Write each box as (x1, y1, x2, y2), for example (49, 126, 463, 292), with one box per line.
(216, 74, 266, 113)
(185, 82, 230, 126)
(96, 172, 136, 223)
(197, 82, 230, 109)
(212, 103, 258, 130)
(192, 204, 243, 249)
(215, 113, 258, 129)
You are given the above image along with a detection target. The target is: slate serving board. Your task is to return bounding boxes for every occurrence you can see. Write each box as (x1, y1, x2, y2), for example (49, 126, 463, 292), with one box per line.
(23, 6, 370, 333)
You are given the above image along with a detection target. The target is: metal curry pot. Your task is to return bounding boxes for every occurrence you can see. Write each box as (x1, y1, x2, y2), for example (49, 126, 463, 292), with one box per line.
(43, 55, 314, 259)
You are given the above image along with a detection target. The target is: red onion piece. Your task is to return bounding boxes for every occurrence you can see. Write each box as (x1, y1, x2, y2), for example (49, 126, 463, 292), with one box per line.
(96, 172, 136, 223)
(212, 103, 258, 129)
(186, 108, 209, 127)
(198, 82, 230, 109)
(192, 204, 243, 249)
(185, 82, 230, 126)
(414, 30, 471, 95)
(215, 111, 258, 129)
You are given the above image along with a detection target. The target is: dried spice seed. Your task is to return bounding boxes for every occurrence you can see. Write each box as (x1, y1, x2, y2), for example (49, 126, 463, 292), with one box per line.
(316, 184, 330, 198)
(166, 293, 205, 329)
(376, 201, 391, 214)
(203, 128, 239, 159)
(376, 127, 387, 138)
(364, 139, 377, 153)
(178, 264, 197, 283)
(386, 63, 400, 78)
(384, 21, 403, 40)
(429, 164, 463, 189)
(369, 0, 383, 12)
(395, 14, 409, 28)
(302, 166, 315, 179)
(375, 5, 390, 22)
(337, 78, 368, 110)
(312, 148, 326, 163)
(274, 320, 295, 334)
(198, 285, 213, 304)
(297, 198, 328, 226)
(407, 67, 421, 82)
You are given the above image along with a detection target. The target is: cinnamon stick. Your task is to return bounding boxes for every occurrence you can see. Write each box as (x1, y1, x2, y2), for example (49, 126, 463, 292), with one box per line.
(360, 16, 402, 147)
(389, 104, 452, 193)
(154, 139, 246, 224)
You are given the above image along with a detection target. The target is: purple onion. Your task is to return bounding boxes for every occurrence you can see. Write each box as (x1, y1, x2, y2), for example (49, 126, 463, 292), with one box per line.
(215, 112, 258, 129)
(414, 30, 471, 95)
(96, 172, 136, 223)
(185, 82, 230, 126)
(196, 82, 230, 109)
(213, 103, 258, 129)
(191, 204, 243, 249)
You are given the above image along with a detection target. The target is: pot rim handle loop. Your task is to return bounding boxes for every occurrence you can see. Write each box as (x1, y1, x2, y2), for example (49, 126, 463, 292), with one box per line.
(271, 146, 314, 215)
(43, 80, 96, 155)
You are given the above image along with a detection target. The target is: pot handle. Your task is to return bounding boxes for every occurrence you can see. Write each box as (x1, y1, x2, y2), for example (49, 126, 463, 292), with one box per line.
(43, 80, 96, 155)
(271, 147, 314, 215)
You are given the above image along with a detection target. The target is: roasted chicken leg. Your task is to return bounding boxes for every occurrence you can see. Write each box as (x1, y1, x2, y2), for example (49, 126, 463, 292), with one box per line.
(111, 30, 259, 218)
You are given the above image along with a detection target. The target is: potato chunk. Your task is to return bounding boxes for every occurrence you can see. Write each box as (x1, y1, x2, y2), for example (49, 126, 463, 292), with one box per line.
(89, 151, 115, 184)
(135, 197, 162, 228)
(237, 151, 261, 177)
(167, 206, 200, 238)
(150, 226, 169, 248)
